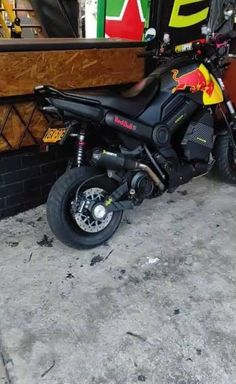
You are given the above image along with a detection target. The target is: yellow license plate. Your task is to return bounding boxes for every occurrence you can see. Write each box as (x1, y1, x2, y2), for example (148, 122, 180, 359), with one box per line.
(43, 128, 67, 143)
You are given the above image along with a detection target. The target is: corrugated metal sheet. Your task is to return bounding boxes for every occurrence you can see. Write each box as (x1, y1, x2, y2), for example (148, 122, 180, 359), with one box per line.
(208, 0, 236, 33)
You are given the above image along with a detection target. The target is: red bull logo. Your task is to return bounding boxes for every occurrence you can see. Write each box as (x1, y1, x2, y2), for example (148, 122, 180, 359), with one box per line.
(172, 68, 214, 96)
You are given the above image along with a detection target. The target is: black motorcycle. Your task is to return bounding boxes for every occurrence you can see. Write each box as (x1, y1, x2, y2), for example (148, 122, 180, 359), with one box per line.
(35, 31, 236, 249)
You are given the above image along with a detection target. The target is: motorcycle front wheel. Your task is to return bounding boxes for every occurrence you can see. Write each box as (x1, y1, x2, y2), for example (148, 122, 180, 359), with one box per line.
(47, 167, 123, 249)
(215, 135, 236, 185)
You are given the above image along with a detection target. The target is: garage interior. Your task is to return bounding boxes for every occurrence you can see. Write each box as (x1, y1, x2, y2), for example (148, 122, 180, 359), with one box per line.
(0, 1, 236, 383)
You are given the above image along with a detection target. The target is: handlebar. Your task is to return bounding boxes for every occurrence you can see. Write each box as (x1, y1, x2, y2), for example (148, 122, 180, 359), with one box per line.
(139, 30, 236, 60)
(175, 31, 236, 55)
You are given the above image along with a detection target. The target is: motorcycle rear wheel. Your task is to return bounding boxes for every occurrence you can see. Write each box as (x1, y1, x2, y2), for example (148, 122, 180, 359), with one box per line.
(215, 135, 236, 184)
(47, 167, 123, 249)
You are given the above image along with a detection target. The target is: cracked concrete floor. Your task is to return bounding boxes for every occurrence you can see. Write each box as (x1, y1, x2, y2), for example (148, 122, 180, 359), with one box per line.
(0, 176, 236, 384)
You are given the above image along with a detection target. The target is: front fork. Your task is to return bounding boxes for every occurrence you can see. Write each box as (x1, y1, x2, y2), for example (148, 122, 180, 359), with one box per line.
(211, 65, 236, 149)
(217, 76, 236, 123)
(208, 59, 236, 125)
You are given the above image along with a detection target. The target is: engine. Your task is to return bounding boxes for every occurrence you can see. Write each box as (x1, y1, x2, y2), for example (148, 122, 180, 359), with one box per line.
(93, 108, 215, 193)
(153, 110, 215, 190)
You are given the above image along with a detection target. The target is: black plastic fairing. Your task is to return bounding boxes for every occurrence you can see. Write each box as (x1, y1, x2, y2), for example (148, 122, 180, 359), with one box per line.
(137, 62, 204, 127)
(105, 112, 153, 141)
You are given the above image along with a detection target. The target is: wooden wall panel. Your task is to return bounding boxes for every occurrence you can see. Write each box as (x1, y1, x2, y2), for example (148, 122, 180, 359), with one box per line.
(0, 137, 9, 152)
(0, 47, 145, 97)
(0, 102, 49, 152)
(28, 108, 49, 140)
(224, 58, 236, 106)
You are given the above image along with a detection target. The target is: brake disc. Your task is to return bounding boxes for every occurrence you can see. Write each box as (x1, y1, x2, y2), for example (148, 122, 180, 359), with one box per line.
(72, 188, 113, 234)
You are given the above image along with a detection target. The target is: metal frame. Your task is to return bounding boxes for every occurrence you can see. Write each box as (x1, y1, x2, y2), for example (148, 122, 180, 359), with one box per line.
(97, 0, 106, 38)
(0, 0, 22, 37)
(0, 1, 42, 37)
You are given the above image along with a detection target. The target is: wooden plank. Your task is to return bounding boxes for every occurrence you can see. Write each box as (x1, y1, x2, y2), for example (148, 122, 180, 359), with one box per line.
(0, 47, 145, 97)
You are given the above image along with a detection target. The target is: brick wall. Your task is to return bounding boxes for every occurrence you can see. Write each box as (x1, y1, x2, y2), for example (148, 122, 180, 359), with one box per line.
(0, 145, 71, 219)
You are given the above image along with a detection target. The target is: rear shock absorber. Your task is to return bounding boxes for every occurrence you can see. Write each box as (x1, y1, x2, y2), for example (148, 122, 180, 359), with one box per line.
(77, 129, 86, 167)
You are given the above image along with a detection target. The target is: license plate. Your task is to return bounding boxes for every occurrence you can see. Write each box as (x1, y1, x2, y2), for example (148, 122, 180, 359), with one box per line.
(43, 128, 67, 143)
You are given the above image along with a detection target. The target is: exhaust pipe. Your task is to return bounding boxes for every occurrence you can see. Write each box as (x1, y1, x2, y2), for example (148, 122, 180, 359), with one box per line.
(137, 163, 165, 191)
(92, 150, 165, 191)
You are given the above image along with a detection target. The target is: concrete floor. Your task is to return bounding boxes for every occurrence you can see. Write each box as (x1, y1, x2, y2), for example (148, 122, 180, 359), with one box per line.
(0, 176, 236, 384)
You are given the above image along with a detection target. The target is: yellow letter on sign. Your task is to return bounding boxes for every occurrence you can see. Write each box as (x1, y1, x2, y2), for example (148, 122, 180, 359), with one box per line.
(169, 0, 209, 28)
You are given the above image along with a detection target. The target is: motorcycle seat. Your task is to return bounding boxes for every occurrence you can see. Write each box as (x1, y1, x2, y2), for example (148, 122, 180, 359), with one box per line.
(47, 77, 159, 119)
(60, 57, 193, 119)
